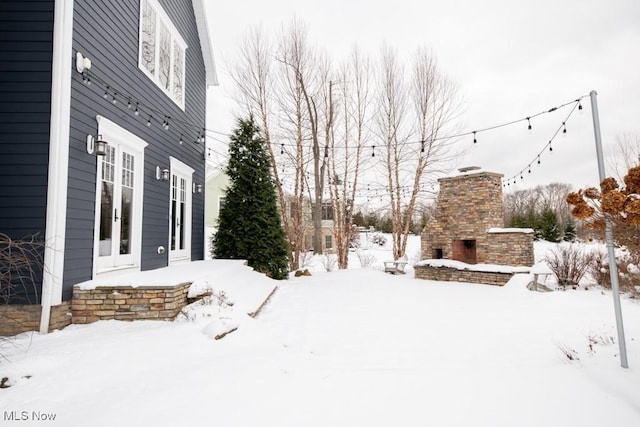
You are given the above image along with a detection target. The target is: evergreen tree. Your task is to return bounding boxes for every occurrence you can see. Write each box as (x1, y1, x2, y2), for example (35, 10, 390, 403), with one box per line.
(212, 117, 289, 280)
(538, 209, 561, 242)
(563, 218, 577, 242)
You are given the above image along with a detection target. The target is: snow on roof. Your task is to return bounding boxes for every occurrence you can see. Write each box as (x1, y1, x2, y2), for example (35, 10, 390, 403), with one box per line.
(488, 227, 535, 234)
(415, 259, 531, 274)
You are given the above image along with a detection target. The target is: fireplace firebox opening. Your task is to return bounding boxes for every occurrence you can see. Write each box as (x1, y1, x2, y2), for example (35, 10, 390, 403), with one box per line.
(452, 239, 477, 264)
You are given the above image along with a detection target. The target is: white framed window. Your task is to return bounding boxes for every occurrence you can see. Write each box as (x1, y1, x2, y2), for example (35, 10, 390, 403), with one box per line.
(139, 0, 187, 109)
(324, 235, 333, 250)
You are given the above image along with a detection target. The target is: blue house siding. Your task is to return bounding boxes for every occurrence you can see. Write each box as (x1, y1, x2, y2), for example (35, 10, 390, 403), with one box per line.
(60, 0, 208, 299)
(0, 1, 54, 244)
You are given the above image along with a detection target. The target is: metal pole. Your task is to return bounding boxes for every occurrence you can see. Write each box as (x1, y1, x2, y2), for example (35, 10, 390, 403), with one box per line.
(590, 90, 628, 368)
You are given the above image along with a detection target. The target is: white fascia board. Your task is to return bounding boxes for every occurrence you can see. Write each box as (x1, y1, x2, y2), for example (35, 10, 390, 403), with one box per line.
(191, 0, 218, 86)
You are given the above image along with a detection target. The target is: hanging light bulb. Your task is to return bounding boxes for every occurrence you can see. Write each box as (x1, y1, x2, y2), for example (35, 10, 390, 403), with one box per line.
(112, 93, 117, 104)
(280, 144, 284, 155)
(527, 117, 532, 132)
(103, 86, 109, 99)
(372, 146, 376, 157)
(549, 141, 553, 152)
(127, 98, 132, 109)
(134, 103, 139, 116)
(537, 155, 541, 165)
(562, 122, 567, 135)
(147, 115, 152, 127)
(163, 116, 170, 130)
(577, 99, 583, 112)
(473, 131, 477, 144)
(179, 134, 183, 145)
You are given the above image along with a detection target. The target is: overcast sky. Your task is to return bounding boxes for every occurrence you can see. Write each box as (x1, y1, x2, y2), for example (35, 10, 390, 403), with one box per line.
(205, 0, 640, 191)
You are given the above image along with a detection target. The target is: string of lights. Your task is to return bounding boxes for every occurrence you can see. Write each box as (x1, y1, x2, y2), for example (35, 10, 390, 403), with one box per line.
(78, 64, 592, 192)
(79, 68, 207, 157)
(80, 62, 589, 157)
(502, 99, 583, 188)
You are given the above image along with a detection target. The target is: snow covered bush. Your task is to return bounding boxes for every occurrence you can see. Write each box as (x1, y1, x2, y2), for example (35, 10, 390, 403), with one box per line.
(321, 254, 338, 272)
(544, 243, 592, 289)
(369, 232, 387, 247)
(356, 250, 377, 268)
(298, 250, 316, 270)
(589, 250, 640, 296)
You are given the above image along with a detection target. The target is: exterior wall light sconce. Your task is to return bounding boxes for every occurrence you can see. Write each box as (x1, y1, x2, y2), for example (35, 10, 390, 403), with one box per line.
(76, 52, 92, 73)
(86, 134, 107, 156)
(156, 166, 170, 181)
(192, 183, 203, 194)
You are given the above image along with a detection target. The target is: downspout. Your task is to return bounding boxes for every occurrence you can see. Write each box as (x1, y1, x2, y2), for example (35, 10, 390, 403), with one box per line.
(40, 0, 74, 334)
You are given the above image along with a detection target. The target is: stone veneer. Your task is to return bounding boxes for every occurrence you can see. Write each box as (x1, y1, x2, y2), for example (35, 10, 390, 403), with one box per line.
(71, 282, 191, 324)
(421, 170, 534, 267)
(414, 265, 515, 286)
(485, 229, 534, 266)
(422, 171, 505, 263)
(0, 302, 72, 336)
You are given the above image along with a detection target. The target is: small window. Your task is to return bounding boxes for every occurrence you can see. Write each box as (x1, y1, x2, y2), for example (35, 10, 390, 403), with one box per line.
(321, 202, 333, 221)
(139, 0, 187, 109)
(325, 235, 333, 250)
(218, 196, 226, 211)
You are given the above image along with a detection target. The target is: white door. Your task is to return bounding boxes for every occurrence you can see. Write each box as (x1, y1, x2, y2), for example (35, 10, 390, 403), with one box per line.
(169, 157, 193, 262)
(93, 116, 147, 275)
(96, 147, 137, 269)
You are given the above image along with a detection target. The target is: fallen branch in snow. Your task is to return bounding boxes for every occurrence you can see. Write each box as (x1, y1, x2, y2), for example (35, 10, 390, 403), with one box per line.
(555, 342, 580, 362)
(215, 327, 238, 340)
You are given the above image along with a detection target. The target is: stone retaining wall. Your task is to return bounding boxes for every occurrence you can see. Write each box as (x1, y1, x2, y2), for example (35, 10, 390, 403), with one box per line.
(0, 302, 72, 336)
(71, 282, 191, 324)
(414, 265, 515, 286)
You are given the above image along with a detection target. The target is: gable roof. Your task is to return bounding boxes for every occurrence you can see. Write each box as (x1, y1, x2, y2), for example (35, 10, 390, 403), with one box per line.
(191, 0, 218, 86)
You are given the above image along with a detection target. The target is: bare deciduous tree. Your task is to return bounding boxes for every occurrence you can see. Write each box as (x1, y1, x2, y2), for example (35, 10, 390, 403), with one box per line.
(327, 48, 372, 268)
(607, 132, 640, 183)
(376, 46, 461, 260)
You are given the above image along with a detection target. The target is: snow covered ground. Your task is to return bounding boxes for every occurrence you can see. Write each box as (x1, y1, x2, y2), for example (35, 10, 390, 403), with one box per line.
(1, 235, 639, 426)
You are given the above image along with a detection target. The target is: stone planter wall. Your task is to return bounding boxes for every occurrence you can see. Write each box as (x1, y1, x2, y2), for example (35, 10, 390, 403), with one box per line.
(414, 265, 515, 286)
(71, 282, 191, 324)
(0, 302, 72, 336)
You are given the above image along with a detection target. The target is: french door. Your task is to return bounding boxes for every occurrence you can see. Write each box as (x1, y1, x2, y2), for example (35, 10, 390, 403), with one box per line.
(169, 157, 193, 262)
(93, 116, 147, 275)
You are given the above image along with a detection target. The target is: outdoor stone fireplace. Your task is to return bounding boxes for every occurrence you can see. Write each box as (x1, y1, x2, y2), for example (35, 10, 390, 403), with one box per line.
(415, 168, 534, 286)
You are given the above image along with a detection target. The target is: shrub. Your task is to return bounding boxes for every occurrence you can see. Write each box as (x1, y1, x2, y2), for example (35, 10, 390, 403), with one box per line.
(321, 254, 338, 272)
(544, 243, 593, 289)
(355, 250, 377, 268)
(0, 232, 44, 305)
(589, 250, 640, 296)
(370, 232, 387, 247)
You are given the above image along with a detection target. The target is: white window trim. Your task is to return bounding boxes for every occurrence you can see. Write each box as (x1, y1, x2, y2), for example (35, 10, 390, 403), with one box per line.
(138, 0, 188, 109)
(92, 116, 148, 277)
(169, 156, 194, 264)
